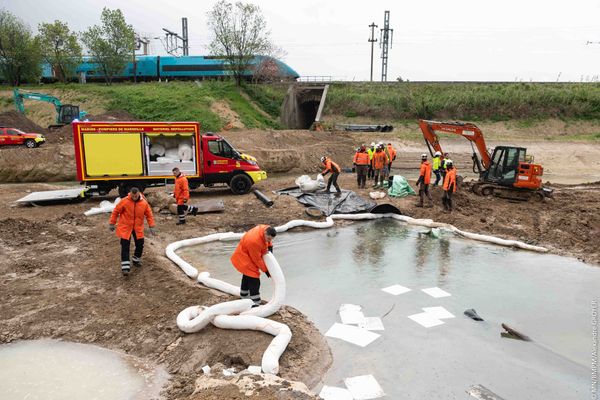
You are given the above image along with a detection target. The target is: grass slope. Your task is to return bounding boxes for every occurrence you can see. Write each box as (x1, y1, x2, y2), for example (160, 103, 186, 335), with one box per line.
(2, 81, 278, 132)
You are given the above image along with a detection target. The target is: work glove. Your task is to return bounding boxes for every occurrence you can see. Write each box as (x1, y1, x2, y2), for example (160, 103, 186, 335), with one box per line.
(183, 198, 188, 203)
(268, 245, 273, 253)
(149, 227, 157, 236)
(352, 165, 356, 173)
(109, 224, 115, 232)
(265, 270, 271, 278)
(416, 177, 423, 186)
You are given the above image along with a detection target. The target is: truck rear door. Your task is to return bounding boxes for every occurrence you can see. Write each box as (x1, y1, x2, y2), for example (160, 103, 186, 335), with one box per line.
(83, 133, 143, 177)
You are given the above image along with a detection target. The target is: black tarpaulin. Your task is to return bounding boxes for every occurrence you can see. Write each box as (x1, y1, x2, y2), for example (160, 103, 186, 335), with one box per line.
(276, 188, 378, 216)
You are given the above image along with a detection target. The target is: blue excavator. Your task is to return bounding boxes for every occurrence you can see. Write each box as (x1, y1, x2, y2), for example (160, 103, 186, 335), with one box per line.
(13, 89, 87, 129)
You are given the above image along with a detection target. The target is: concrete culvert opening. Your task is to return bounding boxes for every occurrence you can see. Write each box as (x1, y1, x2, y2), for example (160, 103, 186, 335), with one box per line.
(281, 85, 329, 129)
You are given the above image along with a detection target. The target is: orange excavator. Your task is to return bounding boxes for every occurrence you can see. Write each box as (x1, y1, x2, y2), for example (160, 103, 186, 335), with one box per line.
(418, 119, 553, 201)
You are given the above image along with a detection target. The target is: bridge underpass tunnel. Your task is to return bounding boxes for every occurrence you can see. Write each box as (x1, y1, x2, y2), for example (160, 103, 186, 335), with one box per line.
(281, 85, 328, 129)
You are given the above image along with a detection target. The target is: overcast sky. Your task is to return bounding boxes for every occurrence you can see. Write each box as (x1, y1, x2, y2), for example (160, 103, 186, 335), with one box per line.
(5, 0, 600, 81)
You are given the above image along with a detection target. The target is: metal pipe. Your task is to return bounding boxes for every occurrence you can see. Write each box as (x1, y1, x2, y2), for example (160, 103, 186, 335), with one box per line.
(253, 189, 274, 207)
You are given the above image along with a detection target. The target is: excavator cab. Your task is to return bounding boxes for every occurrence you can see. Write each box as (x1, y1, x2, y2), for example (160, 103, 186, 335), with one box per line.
(484, 146, 526, 185)
(58, 105, 81, 125)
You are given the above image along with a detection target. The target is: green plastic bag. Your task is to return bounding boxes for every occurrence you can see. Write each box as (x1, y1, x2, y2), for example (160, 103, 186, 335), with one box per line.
(388, 175, 416, 197)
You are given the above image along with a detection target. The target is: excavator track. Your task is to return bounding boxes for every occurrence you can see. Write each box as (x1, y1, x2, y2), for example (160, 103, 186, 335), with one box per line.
(471, 182, 551, 202)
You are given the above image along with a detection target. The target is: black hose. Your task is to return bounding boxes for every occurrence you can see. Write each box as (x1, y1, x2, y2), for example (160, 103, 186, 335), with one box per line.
(253, 189, 274, 207)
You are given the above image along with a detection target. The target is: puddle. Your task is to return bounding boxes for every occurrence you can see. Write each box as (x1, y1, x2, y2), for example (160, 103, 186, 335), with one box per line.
(0, 339, 169, 400)
(179, 219, 599, 399)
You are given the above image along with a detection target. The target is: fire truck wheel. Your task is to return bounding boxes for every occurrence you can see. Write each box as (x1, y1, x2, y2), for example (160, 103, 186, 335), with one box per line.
(230, 174, 252, 195)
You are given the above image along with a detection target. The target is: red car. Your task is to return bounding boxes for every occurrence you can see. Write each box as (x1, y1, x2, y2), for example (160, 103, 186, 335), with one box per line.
(0, 127, 46, 148)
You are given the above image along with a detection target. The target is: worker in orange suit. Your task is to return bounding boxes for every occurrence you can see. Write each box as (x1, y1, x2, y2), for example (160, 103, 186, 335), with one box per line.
(109, 187, 156, 276)
(353, 144, 370, 189)
(320, 156, 342, 194)
(173, 167, 198, 225)
(230, 225, 277, 307)
(387, 143, 397, 170)
(442, 160, 457, 213)
(372, 144, 389, 188)
(416, 153, 433, 207)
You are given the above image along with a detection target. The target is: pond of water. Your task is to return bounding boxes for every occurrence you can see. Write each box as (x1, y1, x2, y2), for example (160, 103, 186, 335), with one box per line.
(179, 219, 599, 399)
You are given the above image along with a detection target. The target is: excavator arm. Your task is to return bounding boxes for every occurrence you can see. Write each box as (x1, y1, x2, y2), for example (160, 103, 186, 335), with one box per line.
(13, 89, 85, 126)
(13, 89, 63, 114)
(418, 119, 492, 173)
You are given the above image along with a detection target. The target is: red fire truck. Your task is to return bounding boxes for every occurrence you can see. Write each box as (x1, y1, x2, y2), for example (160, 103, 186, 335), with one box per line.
(73, 121, 266, 197)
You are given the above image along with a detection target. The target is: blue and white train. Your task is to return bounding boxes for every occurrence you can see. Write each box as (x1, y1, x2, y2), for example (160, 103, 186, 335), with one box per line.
(41, 55, 299, 82)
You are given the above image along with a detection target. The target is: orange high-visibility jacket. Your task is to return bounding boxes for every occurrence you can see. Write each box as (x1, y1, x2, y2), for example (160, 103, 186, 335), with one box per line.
(387, 144, 397, 161)
(230, 225, 273, 278)
(372, 151, 389, 170)
(322, 159, 341, 174)
(109, 194, 155, 240)
(443, 168, 457, 192)
(353, 151, 370, 165)
(174, 174, 190, 205)
(419, 161, 432, 185)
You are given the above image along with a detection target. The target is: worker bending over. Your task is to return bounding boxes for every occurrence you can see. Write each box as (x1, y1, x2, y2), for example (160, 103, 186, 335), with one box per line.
(173, 167, 198, 225)
(416, 154, 433, 207)
(320, 156, 342, 194)
(442, 160, 457, 213)
(353, 145, 370, 189)
(230, 225, 277, 307)
(109, 187, 156, 276)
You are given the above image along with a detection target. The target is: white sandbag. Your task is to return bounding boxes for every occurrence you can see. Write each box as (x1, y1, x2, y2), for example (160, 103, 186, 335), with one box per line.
(295, 174, 325, 192)
(212, 315, 292, 374)
(176, 299, 254, 333)
(178, 143, 193, 161)
(150, 144, 166, 156)
(156, 157, 176, 164)
(369, 191, 386, 199)
(84, 197, 120, 216)
(165, 148, 179, 160)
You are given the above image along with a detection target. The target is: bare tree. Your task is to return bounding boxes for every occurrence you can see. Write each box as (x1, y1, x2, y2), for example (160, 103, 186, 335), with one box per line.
(207, 1, 277, 86)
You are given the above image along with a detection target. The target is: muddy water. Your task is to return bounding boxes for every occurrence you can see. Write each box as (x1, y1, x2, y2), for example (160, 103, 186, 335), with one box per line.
(179, 220, 599, 399)
(0, 339, 168, 400)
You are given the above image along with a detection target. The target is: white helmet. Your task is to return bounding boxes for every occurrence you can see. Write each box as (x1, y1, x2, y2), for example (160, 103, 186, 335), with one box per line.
(445, 159, 453, 167)
(421, 153, 428, 160)
(320, 156, 327, 163)
(370, 142, 376, 147)
(434, 151, 441, 157)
